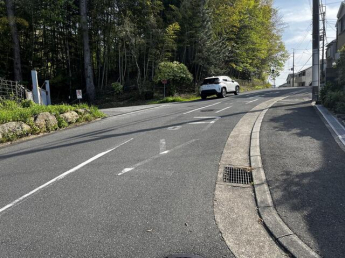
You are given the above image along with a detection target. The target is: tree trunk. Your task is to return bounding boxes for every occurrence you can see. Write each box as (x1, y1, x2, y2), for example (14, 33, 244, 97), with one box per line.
(79, 0, 95, 102)
(6, 0, 22, 82)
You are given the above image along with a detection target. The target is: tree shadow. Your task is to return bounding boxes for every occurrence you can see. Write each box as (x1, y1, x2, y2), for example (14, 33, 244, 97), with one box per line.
(261, 102, 345, 257)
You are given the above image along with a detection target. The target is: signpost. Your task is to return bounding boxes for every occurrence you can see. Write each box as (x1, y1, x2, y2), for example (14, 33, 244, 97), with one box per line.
(76, 90, 82, 103)
(161, 80, 168, 98)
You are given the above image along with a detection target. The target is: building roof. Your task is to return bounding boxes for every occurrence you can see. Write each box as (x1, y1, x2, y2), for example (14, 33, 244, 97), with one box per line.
(337, 2, 345, 18)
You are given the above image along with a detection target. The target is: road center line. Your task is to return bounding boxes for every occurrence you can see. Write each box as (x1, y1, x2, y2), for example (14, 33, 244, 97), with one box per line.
(183, 102, 221, 115)
(0, 138, 134, 215)
(215, 106, 232, 113)
(118, 139, 198, 176)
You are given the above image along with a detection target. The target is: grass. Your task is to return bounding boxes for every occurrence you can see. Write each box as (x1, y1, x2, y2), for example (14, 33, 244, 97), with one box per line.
(0, 99, 106, 143)
(0, 100, 105, 124)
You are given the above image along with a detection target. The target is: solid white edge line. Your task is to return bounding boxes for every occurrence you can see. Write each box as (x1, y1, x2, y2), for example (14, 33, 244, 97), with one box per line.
(316, 105, 345, 146)
(183, 102, 221, 115)
(0, 138, 134, 215)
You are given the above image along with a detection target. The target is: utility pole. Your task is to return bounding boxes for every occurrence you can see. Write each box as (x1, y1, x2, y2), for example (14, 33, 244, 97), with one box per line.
(320, 4, 326, 84)
(292, 49, 295, 87)
(312, 0, 320, 101)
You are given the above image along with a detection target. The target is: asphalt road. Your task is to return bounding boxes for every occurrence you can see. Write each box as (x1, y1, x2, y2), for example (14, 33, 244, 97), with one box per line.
(0, 87, 302, 258)
(261, 90, 345, 258)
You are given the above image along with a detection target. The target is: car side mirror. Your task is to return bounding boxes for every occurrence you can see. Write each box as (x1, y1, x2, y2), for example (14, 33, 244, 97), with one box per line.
(232, 80, 234, 83)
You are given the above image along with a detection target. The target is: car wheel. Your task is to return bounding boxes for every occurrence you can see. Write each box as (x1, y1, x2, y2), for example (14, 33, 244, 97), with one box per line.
(201, 94, 207, 100)
(218, 87, 226, 98)
(234, 86, 240, 95)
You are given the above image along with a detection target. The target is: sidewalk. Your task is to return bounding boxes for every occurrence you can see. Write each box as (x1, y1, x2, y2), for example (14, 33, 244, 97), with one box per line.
(260, 92, 345, 257)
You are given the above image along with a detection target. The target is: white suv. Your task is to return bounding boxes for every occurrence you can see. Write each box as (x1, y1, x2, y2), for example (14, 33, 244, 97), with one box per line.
(200, 76, 240, 99)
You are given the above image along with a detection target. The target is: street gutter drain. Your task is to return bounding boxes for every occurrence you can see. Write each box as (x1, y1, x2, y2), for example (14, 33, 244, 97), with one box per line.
(223, 166, 253, 185)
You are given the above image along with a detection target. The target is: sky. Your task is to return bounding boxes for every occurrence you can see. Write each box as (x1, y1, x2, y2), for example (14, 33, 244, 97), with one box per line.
(273, 0, 341, 86)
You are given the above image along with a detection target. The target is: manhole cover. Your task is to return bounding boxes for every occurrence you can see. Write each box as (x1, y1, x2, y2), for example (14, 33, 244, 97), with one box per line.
(223, 166, 253, 185)
(200, 109, 215, 112)
(166, 255, 204, 258)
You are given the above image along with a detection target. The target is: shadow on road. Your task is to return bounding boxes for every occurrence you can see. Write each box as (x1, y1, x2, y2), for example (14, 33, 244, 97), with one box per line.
(261, 101, 345, 258)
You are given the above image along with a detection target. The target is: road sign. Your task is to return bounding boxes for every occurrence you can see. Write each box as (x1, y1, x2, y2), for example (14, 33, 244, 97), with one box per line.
(76, 90, 82, 99)
(161, 79, 168, 85)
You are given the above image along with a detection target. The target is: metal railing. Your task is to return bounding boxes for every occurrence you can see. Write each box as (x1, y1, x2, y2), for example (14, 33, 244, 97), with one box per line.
(0, 78, 27, 100)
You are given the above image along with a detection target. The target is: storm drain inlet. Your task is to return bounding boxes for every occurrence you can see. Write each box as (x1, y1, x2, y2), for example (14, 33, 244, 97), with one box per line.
(223, 166, 253, 185)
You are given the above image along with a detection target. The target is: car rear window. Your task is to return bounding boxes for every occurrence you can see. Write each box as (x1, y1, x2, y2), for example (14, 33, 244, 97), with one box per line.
(202, 78, 220, 85)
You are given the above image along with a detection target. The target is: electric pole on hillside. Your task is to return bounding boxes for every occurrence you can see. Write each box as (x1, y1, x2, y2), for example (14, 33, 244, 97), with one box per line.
(312, 0, 320, 101)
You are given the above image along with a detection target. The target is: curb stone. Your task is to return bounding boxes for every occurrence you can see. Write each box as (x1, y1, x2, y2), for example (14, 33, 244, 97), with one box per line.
(250, 100, 321, 258)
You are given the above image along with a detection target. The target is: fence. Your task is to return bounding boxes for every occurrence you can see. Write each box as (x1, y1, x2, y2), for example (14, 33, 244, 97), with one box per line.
(0, 78, 28, 100)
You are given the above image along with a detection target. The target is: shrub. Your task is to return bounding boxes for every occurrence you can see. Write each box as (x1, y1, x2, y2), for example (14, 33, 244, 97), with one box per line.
(111, 82, 123, 95)
(154, 61, 193, 95)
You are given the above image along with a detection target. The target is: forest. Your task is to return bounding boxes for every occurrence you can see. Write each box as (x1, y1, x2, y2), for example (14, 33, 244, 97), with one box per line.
(1, 0, 287, 102)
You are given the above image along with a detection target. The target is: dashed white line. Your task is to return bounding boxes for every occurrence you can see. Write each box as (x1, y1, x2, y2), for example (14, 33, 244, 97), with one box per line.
(160, 139, 166, 154)
(0, 138, 134, 215)
(215, 106, 232, 113)
(118, 139, 198, 176)
(183, 102, 222, 115)
(245, 99, 259, 104)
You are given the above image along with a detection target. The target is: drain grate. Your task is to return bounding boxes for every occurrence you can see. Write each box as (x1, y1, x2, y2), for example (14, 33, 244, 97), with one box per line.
(223, 166, 253, 185)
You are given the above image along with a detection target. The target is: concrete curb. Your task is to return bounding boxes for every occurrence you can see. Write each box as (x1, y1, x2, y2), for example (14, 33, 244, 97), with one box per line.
(250, 101, 321, 258)
(314, 104, 345, 148)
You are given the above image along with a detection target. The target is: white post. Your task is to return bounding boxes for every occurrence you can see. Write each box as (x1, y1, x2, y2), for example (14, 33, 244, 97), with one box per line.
(31, 70, 40, 104)
(45, 80, 51, 105)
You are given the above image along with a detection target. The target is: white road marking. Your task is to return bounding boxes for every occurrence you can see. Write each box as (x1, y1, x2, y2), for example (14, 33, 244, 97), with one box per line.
(215, 106, 232, 113)
(245, 99, 259, 104)
(160, 139, 166, 154)
(202, 117, 221, 131)
(188, 116, 221, 125)
(107, 105, 169, 118)
(183, 102, 221, 115)
(188, 122, 211, 125)
(167, 126, 182, 131)
(118, 139, 198, 176)
(0, 138, 134, 215)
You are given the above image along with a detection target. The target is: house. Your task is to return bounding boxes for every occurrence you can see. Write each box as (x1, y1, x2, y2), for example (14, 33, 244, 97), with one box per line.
(337, 2, 345, 52)
(285, 66, 312, 87)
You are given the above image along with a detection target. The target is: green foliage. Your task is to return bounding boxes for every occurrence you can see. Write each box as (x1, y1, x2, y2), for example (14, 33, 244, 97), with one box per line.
(111, 82, 124, 95)
(2, 0, 287, 100)
(154, 61, 193, 95)
(321, 83, 345, 114)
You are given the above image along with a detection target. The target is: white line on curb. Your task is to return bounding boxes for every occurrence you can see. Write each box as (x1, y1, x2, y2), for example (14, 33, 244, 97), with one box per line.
(183, 102, 221, 114)
(0, 138, 134, 215)
(316, 105, 345, 146)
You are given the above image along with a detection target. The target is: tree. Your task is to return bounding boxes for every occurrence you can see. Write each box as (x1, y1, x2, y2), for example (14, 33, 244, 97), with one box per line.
(79, 0, 95, 101)
(154, 61, 193, 95)
(5, 0, 22, 82)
